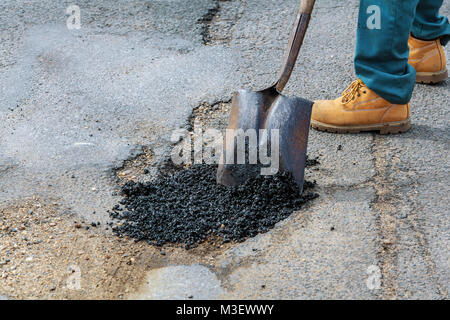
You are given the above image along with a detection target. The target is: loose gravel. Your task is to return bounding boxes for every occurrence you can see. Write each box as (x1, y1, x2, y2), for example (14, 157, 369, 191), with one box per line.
(110, 164, 318, 249)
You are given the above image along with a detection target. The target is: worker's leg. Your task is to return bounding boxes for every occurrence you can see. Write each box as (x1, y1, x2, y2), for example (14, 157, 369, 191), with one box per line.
(311, 1, 414, 134)
(311, 0, 449, 134)
(408, 0, 449, 84)
(355, 0, 418, 105)
(412, 0, 450, 45)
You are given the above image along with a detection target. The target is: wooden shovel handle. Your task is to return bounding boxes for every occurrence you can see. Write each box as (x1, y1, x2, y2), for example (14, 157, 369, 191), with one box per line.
(275, 0, 315, 93)
(299, 0, 316, 14)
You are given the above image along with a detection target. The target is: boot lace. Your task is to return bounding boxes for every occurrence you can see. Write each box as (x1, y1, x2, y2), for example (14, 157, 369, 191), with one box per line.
(341, 79, 366, 104)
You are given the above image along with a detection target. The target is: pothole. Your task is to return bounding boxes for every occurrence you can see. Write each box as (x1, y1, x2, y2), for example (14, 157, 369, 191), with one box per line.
(115, 146, 154, 186)
(113, 101, 231, 184)
(110, 100, 320, 250)
(187, 100, 231, 131)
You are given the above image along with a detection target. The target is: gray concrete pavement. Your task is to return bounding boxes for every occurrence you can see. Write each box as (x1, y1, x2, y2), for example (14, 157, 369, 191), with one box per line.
(0, 0, 448, 299)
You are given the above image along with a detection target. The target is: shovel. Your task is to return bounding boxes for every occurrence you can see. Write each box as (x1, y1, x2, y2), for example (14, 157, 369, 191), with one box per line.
(217, 0, 316, 193)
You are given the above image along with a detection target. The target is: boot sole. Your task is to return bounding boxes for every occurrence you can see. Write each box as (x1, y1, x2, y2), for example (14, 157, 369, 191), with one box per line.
(416, 69, 448, 84)
(311, 118, 411, 135)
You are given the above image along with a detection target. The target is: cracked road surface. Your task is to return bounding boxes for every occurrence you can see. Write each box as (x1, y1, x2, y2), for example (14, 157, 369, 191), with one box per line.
(0, 0, 449, 299)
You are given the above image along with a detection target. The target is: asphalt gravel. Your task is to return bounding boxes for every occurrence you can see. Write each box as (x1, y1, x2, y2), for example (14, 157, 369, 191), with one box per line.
(110, 164, 318, 249)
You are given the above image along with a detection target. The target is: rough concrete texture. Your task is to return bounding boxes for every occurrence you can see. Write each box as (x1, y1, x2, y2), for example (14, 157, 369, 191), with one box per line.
(131, 265, 224, 300)
(0, 0, 448, 299)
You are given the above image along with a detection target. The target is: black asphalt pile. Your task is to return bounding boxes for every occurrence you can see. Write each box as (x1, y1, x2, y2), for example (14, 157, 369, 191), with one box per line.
(110, 164, 318, 249)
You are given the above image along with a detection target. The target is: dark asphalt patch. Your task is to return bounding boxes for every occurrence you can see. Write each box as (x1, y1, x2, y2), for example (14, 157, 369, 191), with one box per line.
(110, 163, 318, 249)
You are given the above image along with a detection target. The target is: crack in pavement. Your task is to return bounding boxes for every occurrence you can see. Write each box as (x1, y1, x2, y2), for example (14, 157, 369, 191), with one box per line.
(198, 0, 243, 45)
(371, 134, 447, 299)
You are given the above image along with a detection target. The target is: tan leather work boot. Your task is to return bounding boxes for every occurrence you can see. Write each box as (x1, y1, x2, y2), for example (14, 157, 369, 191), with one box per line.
(408, 35, 448, 84)
(311, 79, 411, 134)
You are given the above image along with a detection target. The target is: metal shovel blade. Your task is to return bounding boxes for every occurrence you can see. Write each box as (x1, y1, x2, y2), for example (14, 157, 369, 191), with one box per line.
(216, 0, 316, 193)
(217, 87, 313, 193)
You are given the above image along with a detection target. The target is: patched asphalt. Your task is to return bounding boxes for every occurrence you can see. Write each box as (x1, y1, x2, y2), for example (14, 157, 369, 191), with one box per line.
(112, 164, 317, 248)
